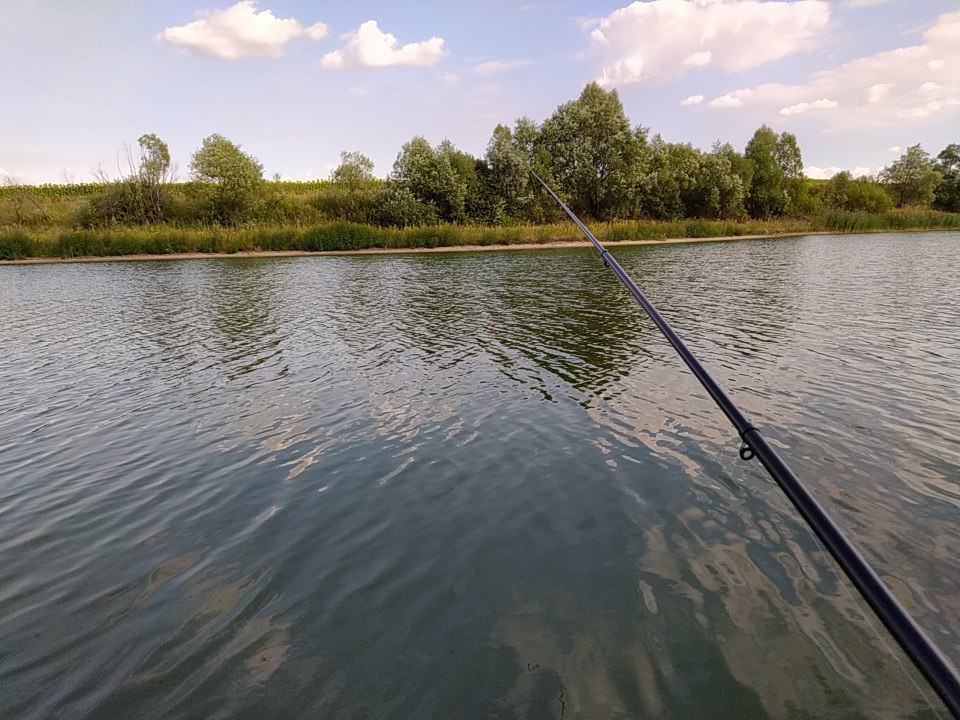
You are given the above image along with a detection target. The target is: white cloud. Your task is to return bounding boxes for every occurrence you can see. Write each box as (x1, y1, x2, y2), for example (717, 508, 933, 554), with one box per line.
(589, 0, 830, 85)
(888, 145, 901, 152)
(704, 11, 960, 129)
(804, 165, 842, 179)
(321, 20, 444, 69)
(681, 94, 704, 106)
(710, 93, 747, 108)
(779, 97, 838, 115)
(439, 71, 460, 88)
(804, 165, 870, 179)
(868, 83, 891, 103)
(684, 51, 712, 67)
(304, 23, 329, 41)
(471, 59, 533, 78)
(157, 1, 327, 59)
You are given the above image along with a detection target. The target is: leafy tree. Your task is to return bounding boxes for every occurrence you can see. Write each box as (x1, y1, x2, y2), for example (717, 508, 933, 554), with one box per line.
(189, 134, 264, 224)
(933, 143, 960, 212)
(824, 171, 892, 213)
(79, 132, 174, 226)
(137, 133, 171, 185)
(485, 124, 531, 218)
(714, 142, 755, 197)
(331, 151, 375, 186)
(437, 139, 485, 221)
(638, 137, 700, 220)
(372, 182, 437, 228)
(879, 144, 941, 207)
(320, 150, 379, 222)
(694, 150, 746, 219)
(509, 116, 560, 223)
(539, 82, 644, 219)
(744, 125, 803, 218)
(391, 136, 466, 222)
(136, 133, 173, 222)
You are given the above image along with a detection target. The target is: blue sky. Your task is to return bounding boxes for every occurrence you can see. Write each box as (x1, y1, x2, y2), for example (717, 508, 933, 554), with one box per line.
(1, 1, 957, 183)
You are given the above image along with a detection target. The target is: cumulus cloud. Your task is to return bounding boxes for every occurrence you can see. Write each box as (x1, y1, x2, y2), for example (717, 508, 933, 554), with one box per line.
(589, 0, 830, 85)
(710, 93, 746, 108)
(157, 1, 328, 59)
(321, 20, 444, 69)
(888, 145, 901, 152)
(705, 11, 960, 128)
(681, 94, 704, 106)
(804, 165, 870, 179)
(779, 98, 838, 115)
(471, 59, 534, 78)
(804, 165, 843, 179)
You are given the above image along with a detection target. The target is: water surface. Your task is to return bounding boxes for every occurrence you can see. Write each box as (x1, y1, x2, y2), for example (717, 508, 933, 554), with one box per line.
(1, 232, 958, 719)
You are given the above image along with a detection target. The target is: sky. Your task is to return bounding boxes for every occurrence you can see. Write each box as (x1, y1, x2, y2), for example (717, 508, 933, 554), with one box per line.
(1, 0, 957, 184)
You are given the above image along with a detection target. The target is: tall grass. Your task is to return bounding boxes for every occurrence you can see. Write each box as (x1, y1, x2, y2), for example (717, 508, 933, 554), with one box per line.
(823, 210, 960, 232)
(2, 213, 959, 261)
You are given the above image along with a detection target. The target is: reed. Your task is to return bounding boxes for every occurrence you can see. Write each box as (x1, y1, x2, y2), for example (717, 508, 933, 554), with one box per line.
(2, 214, 959, 261)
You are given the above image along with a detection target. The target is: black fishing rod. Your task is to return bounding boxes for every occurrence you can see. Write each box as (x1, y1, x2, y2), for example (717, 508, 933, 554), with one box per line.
(532, 172, 960, 718)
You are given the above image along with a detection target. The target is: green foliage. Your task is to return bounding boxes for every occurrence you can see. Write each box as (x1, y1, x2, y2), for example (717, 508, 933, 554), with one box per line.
(485, 124, 531, 218)
(0, 229, 32, 259)
(137, 133, 171, 185)
(3, 82, 959, 261)
(824, 172, 893, 213)
(295, 223, 380, 251)
(822, 209, 960, 232)
(189, 133, 264, 224)
(879, 144, 941, 207)
(715, 142, 756, 198)
(0, 183, 107, 200)
(331, 151, 375, 185)
(391, 136, 466, 222)
(372, 182, 437, 228)
(322, 151, 380, 223)
(539, 82, 644, 219)
(639, 138, 699, 220)
(933, 143, 960, 212)
(311, 184, 377, 223)
(639, 140, 745, 220)
(744, 125, 804, 218)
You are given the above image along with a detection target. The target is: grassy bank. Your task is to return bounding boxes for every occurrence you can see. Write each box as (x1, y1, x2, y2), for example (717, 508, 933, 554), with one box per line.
(2, 211, 959, 261)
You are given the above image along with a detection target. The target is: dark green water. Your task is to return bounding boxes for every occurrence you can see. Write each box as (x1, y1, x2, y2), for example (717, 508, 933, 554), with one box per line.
(1, 232, 958, 719)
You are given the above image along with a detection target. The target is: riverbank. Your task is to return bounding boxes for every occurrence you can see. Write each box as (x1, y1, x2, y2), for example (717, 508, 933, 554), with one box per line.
(2, 210, 959, 263)
(0, 232, 829, 265)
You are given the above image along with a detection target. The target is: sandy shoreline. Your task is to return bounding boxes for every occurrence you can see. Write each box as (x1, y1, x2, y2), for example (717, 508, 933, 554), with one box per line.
(0, 231, 830, 265)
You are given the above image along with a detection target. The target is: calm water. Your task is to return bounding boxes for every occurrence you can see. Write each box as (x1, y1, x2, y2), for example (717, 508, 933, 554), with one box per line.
(1, 232, 958, 719)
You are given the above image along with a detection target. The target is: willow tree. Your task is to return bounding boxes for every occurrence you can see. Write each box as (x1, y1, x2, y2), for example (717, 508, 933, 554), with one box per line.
(391, 136, 466, 222)
(880, 145, 941, 207)
(744, 125, 803, 218)
(190, 134, 264, 224)
(539, 82, 645, 219)
(933, 144, 960, 212)
(485, 124, 531, 218)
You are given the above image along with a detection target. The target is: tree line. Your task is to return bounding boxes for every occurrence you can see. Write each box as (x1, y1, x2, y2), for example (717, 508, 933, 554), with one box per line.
(4, 82, 959, 230)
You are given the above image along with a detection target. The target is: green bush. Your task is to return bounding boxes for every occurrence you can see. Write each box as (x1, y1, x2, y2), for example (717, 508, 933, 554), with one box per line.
(0, 229, 33, 259)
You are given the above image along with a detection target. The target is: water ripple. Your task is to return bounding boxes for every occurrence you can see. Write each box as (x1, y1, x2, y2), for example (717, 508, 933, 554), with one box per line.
(1, 235, 958, 719)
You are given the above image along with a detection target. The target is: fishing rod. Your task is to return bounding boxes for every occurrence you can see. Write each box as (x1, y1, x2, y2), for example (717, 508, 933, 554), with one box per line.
(532, 172, 960, 718)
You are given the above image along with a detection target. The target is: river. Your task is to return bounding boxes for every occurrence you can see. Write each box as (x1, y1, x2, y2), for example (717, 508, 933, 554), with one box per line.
(1, 232, 958, 719)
